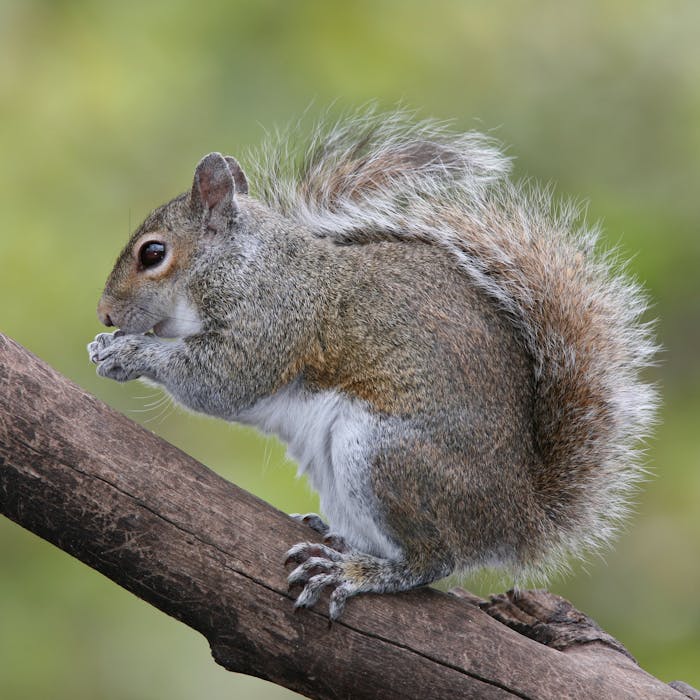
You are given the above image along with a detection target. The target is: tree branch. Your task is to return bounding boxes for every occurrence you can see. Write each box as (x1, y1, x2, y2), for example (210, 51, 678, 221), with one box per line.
(0, 332, 694, 699)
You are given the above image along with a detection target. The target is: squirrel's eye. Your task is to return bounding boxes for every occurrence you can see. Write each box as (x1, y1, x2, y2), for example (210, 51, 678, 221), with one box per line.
(139, 241, 166, 268)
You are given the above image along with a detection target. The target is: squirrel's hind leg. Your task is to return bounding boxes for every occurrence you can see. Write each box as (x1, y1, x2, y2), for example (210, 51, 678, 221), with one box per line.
(284, 541, 452, 620)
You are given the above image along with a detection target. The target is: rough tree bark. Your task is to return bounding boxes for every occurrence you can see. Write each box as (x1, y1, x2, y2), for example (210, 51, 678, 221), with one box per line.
(0, 331, 696, 700)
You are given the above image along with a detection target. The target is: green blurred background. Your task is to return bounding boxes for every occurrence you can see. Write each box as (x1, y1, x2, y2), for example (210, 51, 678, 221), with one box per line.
(1, 0, 698, 697)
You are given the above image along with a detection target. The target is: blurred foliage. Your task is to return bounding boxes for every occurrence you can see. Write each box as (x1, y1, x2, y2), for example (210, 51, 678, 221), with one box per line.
(1, 0, 699, 697)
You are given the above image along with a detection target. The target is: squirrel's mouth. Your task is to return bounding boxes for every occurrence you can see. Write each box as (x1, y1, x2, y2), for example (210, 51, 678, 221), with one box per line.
(111, 321, 168, 338)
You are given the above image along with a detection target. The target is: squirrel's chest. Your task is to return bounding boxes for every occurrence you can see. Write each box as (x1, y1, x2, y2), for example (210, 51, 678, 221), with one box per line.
(237, 380, 400, 558)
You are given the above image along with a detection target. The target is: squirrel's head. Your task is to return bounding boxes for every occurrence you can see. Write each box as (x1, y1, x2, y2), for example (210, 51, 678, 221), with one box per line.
(97, 152, 249, 338)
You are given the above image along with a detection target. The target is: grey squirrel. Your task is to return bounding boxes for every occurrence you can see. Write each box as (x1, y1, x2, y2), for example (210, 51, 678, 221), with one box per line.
(87, 109, 657, 620)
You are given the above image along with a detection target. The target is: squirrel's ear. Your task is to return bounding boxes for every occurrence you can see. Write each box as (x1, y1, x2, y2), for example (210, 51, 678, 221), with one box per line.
(224, 156, 248, 195)
(190, 152, 239, 233)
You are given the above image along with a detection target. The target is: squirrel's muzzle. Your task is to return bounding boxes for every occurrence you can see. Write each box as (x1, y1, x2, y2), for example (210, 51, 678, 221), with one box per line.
(97, 299, 114, 328)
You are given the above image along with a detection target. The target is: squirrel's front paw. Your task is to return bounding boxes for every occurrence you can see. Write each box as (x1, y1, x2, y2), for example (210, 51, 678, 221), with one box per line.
(87, 331, 151, 382)
(284, 541, 364, 620)
(87, 331, 121, 364)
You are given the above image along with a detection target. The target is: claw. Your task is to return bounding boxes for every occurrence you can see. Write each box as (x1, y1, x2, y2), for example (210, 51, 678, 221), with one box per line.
(284, 541, 343, 567)
(289, 512, 330, 536)
(323, 533, 350, 553)
(294, 573, 338, 609)
(329, 582, 355, 620)
(283, 541, 371, 619)
(87, 331, 120, 364)
(288, 557, 339, 587)
(288, 513, 351, 555)
(284, 542, 324, 567)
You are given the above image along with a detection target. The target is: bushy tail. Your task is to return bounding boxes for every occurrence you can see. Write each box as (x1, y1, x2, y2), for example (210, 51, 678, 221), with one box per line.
(249, 107, 659, 570)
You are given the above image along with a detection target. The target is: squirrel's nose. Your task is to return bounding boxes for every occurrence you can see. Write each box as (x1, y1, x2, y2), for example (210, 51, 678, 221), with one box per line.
(97, 300, 114, 327)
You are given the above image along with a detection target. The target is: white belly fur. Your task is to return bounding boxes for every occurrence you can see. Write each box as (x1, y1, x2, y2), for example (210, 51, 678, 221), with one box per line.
(238, 379, 402, 560)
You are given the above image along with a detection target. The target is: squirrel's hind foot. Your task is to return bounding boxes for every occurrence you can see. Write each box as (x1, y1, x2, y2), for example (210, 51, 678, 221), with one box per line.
(284, 541, 369, 620)
(284, 541, 448, 620)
